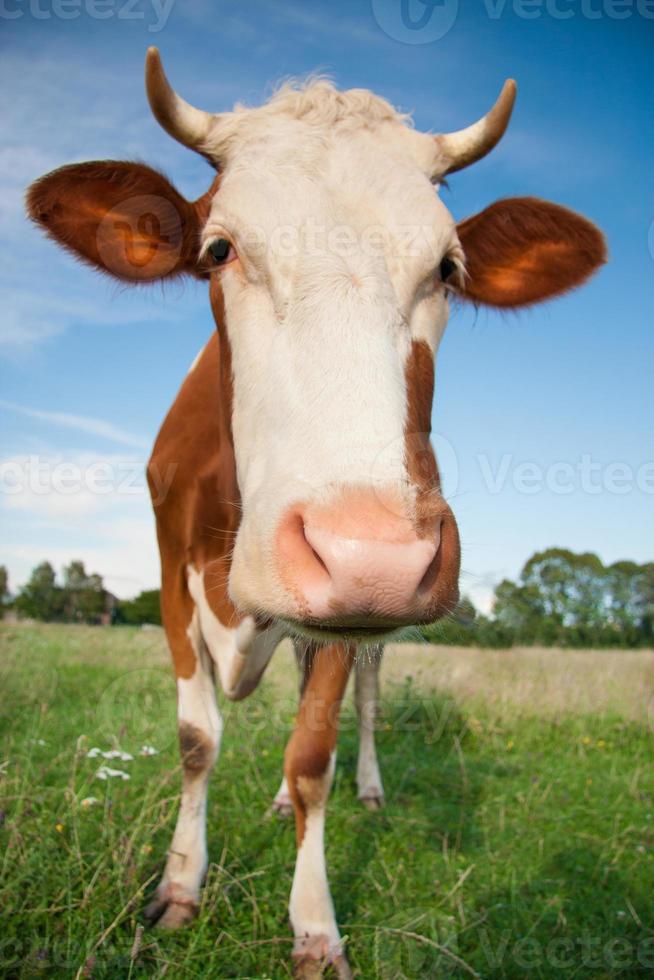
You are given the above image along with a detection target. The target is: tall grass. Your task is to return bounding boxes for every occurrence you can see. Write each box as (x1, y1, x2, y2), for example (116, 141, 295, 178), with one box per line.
(1, 624, 653, 978)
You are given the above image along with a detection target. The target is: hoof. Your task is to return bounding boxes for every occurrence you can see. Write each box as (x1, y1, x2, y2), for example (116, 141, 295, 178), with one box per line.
(144, 884, 199, 929)
(359, 791, 384, 811)
(292, 935, 352, 980)
(293, 958, 324, 980)
(155, 900, 198, 929)
(293, 953, 353, 979)
(268, 793, 294, 819)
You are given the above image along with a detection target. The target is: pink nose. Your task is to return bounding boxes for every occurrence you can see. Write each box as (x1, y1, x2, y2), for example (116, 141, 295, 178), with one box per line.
(304, 523, 438, 620)
(276, 492, 439, 624)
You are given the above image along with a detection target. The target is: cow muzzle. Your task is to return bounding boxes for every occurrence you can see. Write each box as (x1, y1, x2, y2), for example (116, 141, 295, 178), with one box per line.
(274, 487, 460, 638)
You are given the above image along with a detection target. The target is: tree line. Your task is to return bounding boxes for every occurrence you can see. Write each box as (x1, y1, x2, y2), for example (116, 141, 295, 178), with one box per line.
(1, 548, 652, 646)
(423, 548, 654, 648)
(0, 561, 161, 626)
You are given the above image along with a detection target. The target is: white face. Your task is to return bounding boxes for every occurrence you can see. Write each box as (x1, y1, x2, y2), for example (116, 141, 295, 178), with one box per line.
(199, 107, 463, 623)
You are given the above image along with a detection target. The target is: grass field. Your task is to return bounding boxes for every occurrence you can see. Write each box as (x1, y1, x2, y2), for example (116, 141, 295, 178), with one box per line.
(1, 623, 653, 978)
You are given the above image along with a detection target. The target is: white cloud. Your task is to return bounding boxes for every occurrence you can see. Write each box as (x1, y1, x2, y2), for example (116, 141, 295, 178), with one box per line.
(0, 306, 66, 348)
(0, 401, 148, 449)
(0, 448, 159, 597)
(4, 520, 160, 599)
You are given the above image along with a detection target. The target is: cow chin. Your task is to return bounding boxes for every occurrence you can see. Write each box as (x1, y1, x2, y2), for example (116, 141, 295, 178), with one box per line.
(228, 488, 461, 643)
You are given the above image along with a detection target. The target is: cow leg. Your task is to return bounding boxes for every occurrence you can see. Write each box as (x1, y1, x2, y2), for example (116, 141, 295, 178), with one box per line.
(188, 565, 285, 701)
(145, 608, 221, 928)
(271, 642, 315, 817)
(354, 646, 385, 810)
(274, 644, 385, 816)
(285, 643, 355, 980)
(271, 774, 293, 817)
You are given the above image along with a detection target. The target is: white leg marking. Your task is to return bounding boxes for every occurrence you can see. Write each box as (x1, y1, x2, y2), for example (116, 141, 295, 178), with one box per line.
(270, 774, 293, 817)
(187, 565, 285, 700)
(147, 612, 221, 927)
(289, 753, 343, 957)
(355, 648, 385, 809)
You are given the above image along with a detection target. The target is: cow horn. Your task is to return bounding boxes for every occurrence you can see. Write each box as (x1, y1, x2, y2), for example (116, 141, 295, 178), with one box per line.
(436, 79, 517, 175)
(145, 47, 215, 152)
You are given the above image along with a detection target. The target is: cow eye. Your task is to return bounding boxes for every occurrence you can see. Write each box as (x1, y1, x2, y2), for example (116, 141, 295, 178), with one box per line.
(208, 238, 235, 265)
(439, 256, 458, 283)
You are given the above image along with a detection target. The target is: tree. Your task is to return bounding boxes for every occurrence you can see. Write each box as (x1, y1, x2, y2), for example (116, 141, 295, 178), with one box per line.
(14, 560, 108, 624)
(604, 560, 642, 645)
(632, 562, 654, 643)
(492, 549, 652, 648)
(62, 561, 105, 623)
(493, 578, 546, 642)
(15, 562, 64, 621)
(0, 566, 8, 618)
(421, 596, 478, 645)
(116, 589, 162, 626)
(421, 595, 514, 648)
(522, 549, 607, 638)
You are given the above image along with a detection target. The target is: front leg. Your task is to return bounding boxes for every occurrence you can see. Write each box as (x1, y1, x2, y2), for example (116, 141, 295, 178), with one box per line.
(284, 643, 355, 980)
(271, 641, 315, 817)
(145, 609, 221, 928)
(188, 564, 286, 700)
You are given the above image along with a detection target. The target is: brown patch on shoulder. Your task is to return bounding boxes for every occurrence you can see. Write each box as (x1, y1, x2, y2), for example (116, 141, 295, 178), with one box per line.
(148, 285, 243, 679)
(178, 721, 214, 773)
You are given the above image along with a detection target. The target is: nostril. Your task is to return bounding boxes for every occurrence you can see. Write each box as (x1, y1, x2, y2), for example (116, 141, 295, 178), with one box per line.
(277, 511, 331, 591)
(416, 523, 442, 598)
(417, 544, 441, 597)
(310, 545, 328, 574)
(302, 523, 328, 574)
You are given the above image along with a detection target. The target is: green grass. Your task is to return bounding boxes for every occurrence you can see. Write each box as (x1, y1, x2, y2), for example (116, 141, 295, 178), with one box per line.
(1, 624, 653, 978)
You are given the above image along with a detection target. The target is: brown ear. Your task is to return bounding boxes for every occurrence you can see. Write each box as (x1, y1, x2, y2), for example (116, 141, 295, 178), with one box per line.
(456, 197, 607, 308)
(26, 161, 208, 282)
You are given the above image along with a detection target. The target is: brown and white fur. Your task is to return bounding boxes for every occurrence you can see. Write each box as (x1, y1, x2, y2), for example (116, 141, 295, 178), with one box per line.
(27, 49, 606, 977)
(271, 644, 385, 817)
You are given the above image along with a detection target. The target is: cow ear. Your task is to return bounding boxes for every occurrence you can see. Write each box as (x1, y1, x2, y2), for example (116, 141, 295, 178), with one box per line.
(27, 161, 208, 282)
(456, 197, 607, 308)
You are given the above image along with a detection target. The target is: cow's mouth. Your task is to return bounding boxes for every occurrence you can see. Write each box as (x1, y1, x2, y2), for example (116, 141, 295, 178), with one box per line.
(281, 617, 404, 645)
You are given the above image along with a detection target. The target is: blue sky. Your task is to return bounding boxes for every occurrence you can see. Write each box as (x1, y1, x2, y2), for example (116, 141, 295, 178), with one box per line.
(1, 0, 652, 609)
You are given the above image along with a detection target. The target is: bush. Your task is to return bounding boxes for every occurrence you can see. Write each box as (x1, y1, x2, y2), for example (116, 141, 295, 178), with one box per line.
(115, 589, 162, 626)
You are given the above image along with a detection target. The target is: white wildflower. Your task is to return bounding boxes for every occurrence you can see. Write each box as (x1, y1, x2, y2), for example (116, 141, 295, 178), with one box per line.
(87, 747, 133, 762)
(140, 745, 159, 756)
(96, 765, 130, 781)
(80, 797, 101, 809)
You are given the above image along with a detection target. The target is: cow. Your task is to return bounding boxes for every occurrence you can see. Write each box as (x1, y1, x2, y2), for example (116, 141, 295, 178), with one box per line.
(27, 48, 606, 978)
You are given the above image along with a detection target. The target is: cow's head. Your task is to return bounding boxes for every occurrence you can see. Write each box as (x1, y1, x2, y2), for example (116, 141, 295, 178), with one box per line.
(27, 49, 606, 642)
